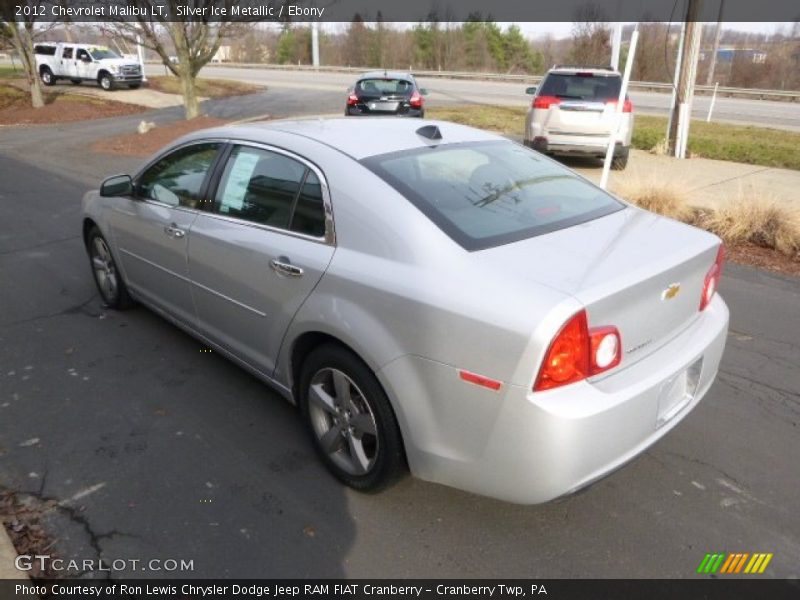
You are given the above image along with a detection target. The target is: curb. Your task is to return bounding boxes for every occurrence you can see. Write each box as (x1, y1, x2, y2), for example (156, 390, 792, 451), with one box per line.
(0, 525, 27, 580)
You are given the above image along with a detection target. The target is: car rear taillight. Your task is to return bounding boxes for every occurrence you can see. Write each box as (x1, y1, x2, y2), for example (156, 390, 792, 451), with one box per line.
(699, 245, 725, 311)
(409, 91, 424, 108)
(533, 310, 622, 392)
(533, 95, 561, 109)
(347, 93, 359, 106)
(607, 99, 633, 113)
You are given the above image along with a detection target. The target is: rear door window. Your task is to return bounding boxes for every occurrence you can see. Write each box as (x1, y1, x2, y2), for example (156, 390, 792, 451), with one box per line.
(357, 79, 413, 96)
(539, 73, 621, 101)
(363, 141, 624, 251)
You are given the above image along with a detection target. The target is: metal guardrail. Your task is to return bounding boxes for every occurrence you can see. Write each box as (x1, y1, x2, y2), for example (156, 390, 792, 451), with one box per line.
(149, 61, 800, 102)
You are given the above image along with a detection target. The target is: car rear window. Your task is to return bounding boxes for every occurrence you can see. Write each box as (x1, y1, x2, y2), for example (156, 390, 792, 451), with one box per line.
(357, 79, 413, 95)
(362, 141, 624, 251)
(539, 73, 621, 101)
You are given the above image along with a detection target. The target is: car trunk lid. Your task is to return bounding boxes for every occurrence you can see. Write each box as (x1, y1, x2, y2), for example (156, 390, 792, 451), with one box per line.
(474, 207, 721, 370)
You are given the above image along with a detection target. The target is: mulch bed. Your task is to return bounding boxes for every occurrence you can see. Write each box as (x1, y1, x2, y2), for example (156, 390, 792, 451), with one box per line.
(0, 88, 145, 126)
(90, 115, 231, 157)
(727, 243, 800, 277)
(0, 489, 62, 579)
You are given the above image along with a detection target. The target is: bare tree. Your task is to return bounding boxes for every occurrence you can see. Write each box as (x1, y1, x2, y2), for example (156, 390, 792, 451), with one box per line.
(0, 0, 51, 109)
(106, 1, 252, 119)
(569, 5, 611, 65)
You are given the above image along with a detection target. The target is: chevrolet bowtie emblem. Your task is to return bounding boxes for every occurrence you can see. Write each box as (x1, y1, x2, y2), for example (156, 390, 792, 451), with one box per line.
(662, 283, 681, 300)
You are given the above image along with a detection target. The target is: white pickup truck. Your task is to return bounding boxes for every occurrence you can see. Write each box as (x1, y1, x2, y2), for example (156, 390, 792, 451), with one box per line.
(34, 42, 143, 91)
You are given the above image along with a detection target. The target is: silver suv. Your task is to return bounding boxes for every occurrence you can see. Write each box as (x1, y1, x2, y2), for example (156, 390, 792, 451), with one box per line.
(524, 66, 633, 169)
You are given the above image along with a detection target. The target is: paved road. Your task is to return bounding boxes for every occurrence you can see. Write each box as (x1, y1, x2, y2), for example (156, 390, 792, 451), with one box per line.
(1, 116, 799, 579)
(198, 65, 800, 131)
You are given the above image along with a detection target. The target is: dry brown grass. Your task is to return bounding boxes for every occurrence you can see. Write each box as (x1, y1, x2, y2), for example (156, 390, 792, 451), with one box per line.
(610, 180, 698, 223)
(612, 181, 800, 258)
(700, 198, 800, 256)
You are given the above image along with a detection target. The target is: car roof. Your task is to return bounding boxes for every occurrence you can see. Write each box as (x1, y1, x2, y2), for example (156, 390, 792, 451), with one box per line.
(183, 118, 503, 161)
(357, 70, 415, 81)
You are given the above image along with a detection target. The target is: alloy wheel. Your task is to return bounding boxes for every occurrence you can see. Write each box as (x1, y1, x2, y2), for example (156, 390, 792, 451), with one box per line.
(91, 237, 118, 304)
(307, 367, 379, 476)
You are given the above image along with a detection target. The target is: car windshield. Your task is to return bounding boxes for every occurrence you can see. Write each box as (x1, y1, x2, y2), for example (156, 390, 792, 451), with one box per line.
(357, 78, 413, 95)
(539, 73, 621, 101)
(89, 47, 121, 60)
(363, 141, 624, 251)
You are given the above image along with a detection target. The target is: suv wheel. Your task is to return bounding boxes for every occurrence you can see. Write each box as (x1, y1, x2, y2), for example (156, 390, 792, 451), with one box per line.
(612, 148, 629, 170)
(299, 344, 405, 491)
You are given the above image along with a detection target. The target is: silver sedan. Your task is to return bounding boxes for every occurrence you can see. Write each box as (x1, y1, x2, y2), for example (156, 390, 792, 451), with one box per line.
(82, 118, 729, 504)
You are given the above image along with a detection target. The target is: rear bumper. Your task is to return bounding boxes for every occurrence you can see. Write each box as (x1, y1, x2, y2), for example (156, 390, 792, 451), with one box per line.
(528, 136, 628, 157)
(379, 295, 729, 504)
(346, 105, 424, 118)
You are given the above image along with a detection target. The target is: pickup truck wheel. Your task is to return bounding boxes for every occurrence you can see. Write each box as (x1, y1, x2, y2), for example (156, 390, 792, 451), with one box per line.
(70, 79, 82, 85)
(99, 73, 114, 91)
(40, 68, 55, 86)
(611, 149, 629, 170)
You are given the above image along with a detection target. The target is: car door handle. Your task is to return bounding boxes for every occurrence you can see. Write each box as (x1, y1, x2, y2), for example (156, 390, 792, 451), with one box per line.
(164, 223, 185, 238)
(270, 258, 303, 277)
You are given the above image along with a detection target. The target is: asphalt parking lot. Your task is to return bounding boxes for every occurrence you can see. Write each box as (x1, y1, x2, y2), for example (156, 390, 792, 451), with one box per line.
(1, 103, 799, 579)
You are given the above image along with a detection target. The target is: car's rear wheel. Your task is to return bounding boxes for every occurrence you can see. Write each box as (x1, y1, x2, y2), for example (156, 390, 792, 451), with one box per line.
(299, 344, 405, 491)
(88, 227, 132, 309)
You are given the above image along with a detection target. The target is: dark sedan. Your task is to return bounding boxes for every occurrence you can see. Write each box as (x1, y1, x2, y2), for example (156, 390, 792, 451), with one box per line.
(345, 71, 427, 118)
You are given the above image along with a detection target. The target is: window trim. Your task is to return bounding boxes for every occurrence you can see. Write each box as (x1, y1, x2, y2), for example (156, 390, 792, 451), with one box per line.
(204, 140, 335, 247)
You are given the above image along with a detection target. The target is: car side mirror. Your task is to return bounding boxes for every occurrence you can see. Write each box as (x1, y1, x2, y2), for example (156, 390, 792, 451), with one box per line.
(525, 86, 537, 95)
(419, 88, 429, 96)
(100, 174, 133, 197)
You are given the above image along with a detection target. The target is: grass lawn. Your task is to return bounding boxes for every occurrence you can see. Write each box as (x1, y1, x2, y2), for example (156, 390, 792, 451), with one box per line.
(427, 105, 800, 171)
(0, 65, 25, 79)
(146, 75, 262, 98)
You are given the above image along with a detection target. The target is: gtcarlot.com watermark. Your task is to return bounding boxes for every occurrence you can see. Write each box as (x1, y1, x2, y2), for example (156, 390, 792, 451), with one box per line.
(15, 554, 194, 573)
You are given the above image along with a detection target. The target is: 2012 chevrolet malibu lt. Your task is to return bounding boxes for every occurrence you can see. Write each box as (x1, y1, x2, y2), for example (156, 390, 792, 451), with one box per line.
(82, 119, 729, 504)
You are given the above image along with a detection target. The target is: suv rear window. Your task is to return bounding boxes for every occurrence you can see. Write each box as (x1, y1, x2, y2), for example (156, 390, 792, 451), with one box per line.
(357, 79, 413, 95)
(539, 73, 621, 101)
(363, 141, 624, 251)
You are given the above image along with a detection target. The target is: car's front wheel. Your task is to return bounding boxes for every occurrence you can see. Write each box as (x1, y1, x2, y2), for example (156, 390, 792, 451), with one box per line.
(87, 227, 132, 309)
(299, 344, 405, 491)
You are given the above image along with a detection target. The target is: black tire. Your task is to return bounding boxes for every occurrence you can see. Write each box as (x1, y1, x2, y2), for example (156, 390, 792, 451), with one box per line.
(87, 227, 133, 310)
(128, 83, 141, 90)
(40, 68, 55, 86)
(611, 148, 629, 170)
(299, 344, 405, 491)
(70, 79, 82, 85)
(99, 73, 114, 91)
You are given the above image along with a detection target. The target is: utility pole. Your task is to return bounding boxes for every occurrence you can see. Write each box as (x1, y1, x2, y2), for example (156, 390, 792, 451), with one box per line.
(668, 0, 703, 158)
(705, 0, 725, 85)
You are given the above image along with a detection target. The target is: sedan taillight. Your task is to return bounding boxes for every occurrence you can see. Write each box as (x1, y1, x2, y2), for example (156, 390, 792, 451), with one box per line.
(699, 245, 725, 311)
(347, 93, 359, 106)
(409, 91, 424, 108)
(534, 310, 622, 392)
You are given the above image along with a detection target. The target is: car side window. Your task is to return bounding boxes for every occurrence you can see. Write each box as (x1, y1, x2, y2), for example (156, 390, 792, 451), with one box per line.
(214, 146, 307, 230)
(62, 47, 73, 59)
(136, 143, 221, 209)
(289, 171, 326, 238)
(76, 48, 89, 61)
